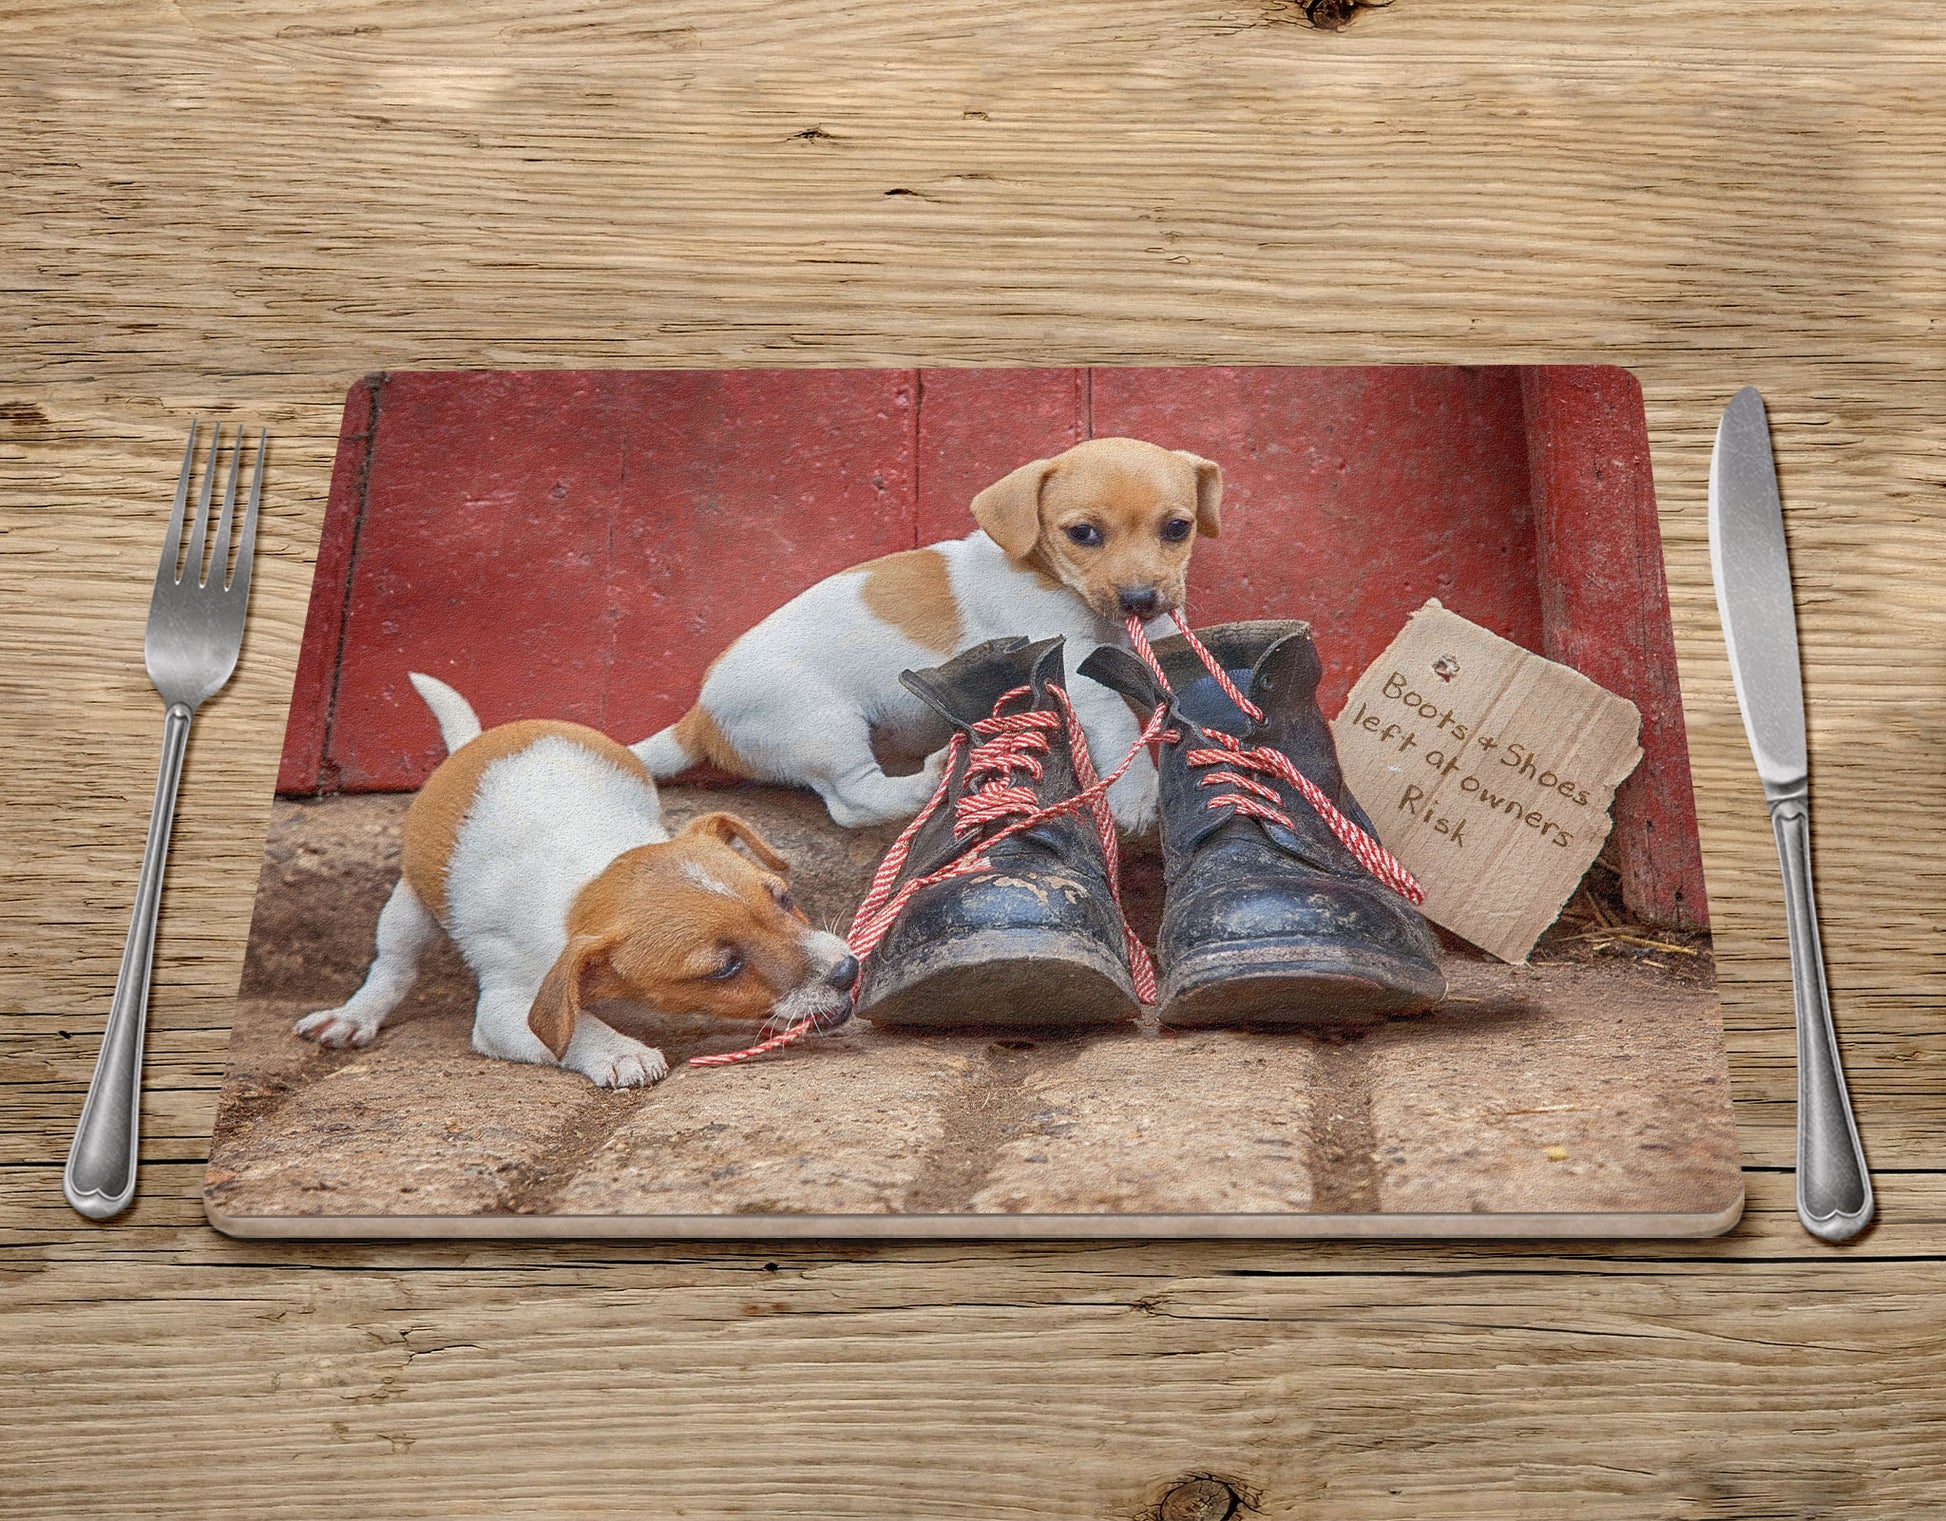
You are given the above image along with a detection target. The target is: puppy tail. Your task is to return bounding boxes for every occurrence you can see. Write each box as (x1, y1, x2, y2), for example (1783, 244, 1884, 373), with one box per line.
(407, 671, 484, 755)
(631, 706, 754, 780)
(631, 721, 696, 778)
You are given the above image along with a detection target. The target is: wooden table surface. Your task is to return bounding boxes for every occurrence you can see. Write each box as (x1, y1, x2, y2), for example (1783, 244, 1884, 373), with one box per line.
(4, 2, 1943, 1515)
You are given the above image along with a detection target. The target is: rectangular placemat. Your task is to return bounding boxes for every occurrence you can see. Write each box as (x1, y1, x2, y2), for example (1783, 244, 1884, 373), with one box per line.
(205, 364, 1742, 1238)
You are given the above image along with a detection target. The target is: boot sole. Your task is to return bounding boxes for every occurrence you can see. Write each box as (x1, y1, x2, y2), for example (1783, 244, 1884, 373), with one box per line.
(859, 929, 1141, 1031)
(1158, 937, 1446, 1028)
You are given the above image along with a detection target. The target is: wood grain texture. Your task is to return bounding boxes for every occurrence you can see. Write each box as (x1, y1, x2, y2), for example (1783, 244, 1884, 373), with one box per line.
(3, 1, 1944, 1514)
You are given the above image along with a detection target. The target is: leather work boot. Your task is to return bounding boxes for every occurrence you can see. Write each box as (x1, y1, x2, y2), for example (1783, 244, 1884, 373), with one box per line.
(1080, 621, 1445, 1026)
(850, 637, 1147, 1030)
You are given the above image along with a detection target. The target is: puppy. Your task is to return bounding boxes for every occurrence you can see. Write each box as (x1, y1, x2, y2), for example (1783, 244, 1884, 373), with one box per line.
(295, 673, 856, 1088)
(634, 436, 1221, 830)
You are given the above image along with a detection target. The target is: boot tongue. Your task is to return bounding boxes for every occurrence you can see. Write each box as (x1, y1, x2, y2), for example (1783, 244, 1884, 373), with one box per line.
(1247, 627, 1324, 711)
(1173, 667, 1258, 733)
(1168, 625, 1322, 743)
(897, 636, 1082, 880)
(900, 636, 1061, 728)
(1164, 622, 1376, 870)
(1024, 637, 1067, 706)
(1083, 622, 1320, 746)
(1075, 644, 1169, 711)
(1245, 628, 1351, 805)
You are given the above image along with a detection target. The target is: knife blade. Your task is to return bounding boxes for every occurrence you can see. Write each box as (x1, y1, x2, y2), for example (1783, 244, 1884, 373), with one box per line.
(1708, 386, 1873, 1242)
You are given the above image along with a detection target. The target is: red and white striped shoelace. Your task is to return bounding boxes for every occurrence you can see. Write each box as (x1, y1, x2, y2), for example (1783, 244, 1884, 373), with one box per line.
(687, 1005, 853, 1068)
(695, 615, 1420, 1067)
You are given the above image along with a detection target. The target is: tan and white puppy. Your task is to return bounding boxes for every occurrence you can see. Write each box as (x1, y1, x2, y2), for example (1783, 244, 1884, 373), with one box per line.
(634, 436, 1221, 831)
(296, 674, 856, 1088)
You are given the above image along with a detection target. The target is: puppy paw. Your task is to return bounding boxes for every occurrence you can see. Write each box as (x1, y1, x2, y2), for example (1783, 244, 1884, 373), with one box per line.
(579, 1045, 669, 1089)
(562, 1026, 669, 1088)
(822, 757, 952, 829)
(1107, 772, 1161, 834)
(294, 1007, 381, 1049)
(605, 1048, 669, 1088)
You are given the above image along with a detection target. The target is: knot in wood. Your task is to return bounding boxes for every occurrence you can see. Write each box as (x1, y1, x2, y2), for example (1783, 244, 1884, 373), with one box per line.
(1160, 1477, 1240, 1521)
(1306, 0, 1376, 29)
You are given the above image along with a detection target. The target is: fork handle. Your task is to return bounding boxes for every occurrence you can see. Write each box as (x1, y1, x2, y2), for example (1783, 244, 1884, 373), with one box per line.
(1770, 794, 1874, 1242)
(64, 702, 194, 1221)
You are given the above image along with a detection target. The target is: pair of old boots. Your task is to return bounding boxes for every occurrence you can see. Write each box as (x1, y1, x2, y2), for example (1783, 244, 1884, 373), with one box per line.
(851, 622, 1445, 1031)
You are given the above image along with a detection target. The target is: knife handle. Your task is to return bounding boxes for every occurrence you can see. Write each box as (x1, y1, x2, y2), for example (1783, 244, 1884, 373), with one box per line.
(1769, 793, 1874, 1241)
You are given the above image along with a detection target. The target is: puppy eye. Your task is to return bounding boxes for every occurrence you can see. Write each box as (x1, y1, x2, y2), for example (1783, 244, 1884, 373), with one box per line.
(1160, 517, 1194, 542)
(702, 951, 745, 981)
(1064, 523, 1103, 548)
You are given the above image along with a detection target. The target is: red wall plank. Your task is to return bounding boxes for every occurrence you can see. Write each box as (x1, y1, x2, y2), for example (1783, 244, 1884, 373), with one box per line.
(1523, 366, 1709, 928)
(599, 369, 919, 731)
(320, 370, 917, 791)
(275, 375, 379, 794)
(1087, 366, 1544, 716)
(914, 368, 1087, 542)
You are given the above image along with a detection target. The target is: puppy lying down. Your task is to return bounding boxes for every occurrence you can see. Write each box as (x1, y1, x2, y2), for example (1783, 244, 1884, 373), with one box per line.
(296, 674, 856, 1087)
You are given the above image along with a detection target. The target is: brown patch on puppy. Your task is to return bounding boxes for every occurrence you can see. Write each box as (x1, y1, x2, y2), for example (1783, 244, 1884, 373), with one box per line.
(525, 812, 821, 1058)
(670, 703, 756, 778)
(859, 547, 963, 652)
(974, 437, 1222, 623)
(526, 931, 619, 1059)
(679, 810, 793, 871)
(401, 720, 654, 921)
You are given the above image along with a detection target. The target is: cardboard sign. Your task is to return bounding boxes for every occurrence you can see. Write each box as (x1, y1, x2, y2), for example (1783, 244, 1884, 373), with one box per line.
(1330, 601, 1643, 963)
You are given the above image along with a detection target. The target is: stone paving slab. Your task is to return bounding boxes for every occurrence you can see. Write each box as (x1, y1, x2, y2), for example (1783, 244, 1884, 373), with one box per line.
(1367, 958, 1741, 1217)
(968, 1031, 1323, 1215)
(208, 996, 605, 1218)
(552, 1034, 977, 1216)
(208, 791, 1740, 1227)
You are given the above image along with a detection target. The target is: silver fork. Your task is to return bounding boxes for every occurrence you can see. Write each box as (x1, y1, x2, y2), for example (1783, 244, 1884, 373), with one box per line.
(64, 422, 266, 1221)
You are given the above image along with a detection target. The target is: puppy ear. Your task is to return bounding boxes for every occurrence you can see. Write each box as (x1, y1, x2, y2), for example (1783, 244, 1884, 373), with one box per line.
(679, 811, 791, 873)
(970, 457, 1054, 560)
(528, 934, 610, 1060)
(1176, 451, 1222, 539)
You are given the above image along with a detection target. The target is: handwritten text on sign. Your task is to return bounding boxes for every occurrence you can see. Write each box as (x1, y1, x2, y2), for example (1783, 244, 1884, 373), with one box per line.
(1329, 601, 1643, 963)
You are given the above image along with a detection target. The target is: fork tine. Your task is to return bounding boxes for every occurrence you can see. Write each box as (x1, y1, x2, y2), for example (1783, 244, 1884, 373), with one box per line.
(156, 421, 198, 586)
(211, 426, 243, 589)
(185, 422, 221, 588)
(228, 429, 266, 598)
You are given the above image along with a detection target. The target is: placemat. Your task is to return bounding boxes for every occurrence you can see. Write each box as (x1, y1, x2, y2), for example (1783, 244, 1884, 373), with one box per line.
(204, 364, 1742, 1238)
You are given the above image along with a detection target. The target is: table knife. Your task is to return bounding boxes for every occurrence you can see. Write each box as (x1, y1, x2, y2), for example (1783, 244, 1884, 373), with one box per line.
(1708, 386, 1873, 1242)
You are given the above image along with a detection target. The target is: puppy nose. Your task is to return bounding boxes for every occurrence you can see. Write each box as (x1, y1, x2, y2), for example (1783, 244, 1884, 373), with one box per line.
(825, 953, 860, 989)
(1117, 585, 1163, 620)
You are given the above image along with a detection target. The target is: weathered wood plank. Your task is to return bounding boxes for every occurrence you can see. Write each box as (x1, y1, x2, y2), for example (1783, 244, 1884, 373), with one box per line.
(4, 1173, 1944, 1518)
